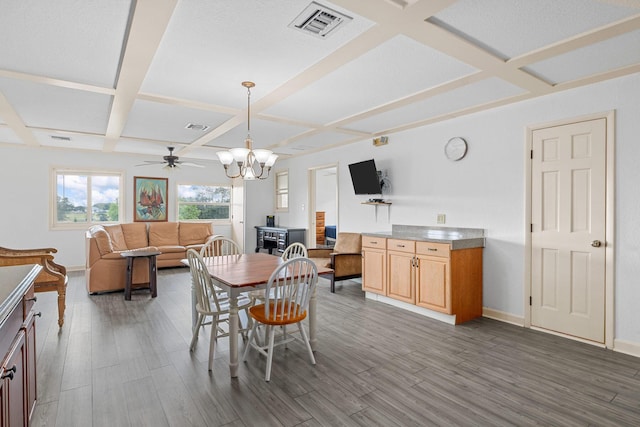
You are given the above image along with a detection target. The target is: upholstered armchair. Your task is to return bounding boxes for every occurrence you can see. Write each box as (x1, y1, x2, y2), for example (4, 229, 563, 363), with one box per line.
(307, 232, 362, 293)
(0, 246, 67, 326)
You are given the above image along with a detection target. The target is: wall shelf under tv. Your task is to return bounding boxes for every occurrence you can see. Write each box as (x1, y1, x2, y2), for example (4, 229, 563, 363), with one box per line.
(361, 201, 391, 222)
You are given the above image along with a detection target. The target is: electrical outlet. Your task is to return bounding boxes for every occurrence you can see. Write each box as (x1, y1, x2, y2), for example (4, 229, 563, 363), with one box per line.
(437, 214, 446, 224)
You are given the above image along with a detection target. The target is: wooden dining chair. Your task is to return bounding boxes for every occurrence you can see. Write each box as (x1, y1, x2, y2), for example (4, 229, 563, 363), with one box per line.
(187, 249, 252, 371)
(248, 242, 308, 306)
(242, 257, 318, 381)
(200, 235, 239, 258)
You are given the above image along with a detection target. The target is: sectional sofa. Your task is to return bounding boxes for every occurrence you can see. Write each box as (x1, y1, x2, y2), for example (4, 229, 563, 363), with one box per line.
(85, 221, 214, 293)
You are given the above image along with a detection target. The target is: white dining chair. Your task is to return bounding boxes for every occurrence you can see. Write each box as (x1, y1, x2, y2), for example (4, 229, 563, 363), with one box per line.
(187, 249, 252, 371)
(242, 257, 318, 381)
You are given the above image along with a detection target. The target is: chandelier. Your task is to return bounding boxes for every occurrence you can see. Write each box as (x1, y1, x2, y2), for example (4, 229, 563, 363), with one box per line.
(216, 81, 278, 180)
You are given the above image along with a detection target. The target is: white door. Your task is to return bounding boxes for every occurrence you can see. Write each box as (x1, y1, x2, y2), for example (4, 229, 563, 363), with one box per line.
(531, 118, 607, 343)
(231, 178, 245, 252)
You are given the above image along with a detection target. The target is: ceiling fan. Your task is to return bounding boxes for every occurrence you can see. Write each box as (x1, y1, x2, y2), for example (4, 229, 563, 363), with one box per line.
(136, 146, 204, 169)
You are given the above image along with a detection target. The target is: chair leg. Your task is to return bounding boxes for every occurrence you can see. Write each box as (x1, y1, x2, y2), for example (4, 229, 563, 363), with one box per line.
(298, 322, 316, 365)
(243, 321, 259, 361)
(190, 314, 204, 351)
(265, 325, 276, 382)
(208, 317, 217, 371)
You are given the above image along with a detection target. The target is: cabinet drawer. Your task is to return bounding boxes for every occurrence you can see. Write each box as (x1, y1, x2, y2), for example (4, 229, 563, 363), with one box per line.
(315, 226, 325, 234)
(416, 241, 450, 258)
(316, 220, 325, 227)
(362, 236, 386, 249)
(387, 239, 415, 254)
(315, 212, 325, 220)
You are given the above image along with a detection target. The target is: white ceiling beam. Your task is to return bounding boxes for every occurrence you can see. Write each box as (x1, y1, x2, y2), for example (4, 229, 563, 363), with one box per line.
(0, 70, 115, 96)
(0, 91, 38, 146)
(103, 0, 178, 152)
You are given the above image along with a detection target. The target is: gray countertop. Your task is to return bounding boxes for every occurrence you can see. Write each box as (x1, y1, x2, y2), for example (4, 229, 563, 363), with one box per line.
(0, 264, 41, 328)
(363, 225, 485, 250)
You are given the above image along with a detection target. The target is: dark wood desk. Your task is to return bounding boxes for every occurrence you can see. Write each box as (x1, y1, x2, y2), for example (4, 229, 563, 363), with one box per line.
(188, 253, 332, 377)
(121, 250, 161, 301)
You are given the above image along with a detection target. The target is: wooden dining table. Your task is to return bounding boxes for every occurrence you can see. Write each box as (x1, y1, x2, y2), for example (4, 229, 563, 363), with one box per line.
(185, 252, 333, 378)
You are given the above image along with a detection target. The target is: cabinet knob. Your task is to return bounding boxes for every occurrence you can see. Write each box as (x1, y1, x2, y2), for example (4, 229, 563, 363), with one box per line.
(1, 365, 16, 380)
(35, 312, 42, 317)
(26, 296, 37, 302)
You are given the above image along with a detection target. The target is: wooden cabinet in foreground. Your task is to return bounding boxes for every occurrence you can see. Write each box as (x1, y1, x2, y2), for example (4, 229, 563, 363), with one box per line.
(361, 234, 483, 325)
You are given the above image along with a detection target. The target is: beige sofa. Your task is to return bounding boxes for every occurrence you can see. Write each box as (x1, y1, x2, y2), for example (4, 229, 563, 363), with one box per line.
(85, 222, 214, 294)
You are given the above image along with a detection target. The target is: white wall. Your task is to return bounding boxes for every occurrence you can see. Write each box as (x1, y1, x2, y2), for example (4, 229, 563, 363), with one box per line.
(269, 73, 640, 349)
(0, 146, 233, 269)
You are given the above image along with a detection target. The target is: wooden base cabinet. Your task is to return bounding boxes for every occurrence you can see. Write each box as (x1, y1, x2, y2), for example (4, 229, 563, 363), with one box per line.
(386, 239, 416, 304)
(361, 235, 483, 325)
(362, 236, 386, 295)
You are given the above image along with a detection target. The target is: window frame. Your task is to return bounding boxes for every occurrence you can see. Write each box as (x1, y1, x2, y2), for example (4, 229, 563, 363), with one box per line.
(50, 168, 125, 230)
(176, 182, 233, 223)
(275, 169, 289, 212)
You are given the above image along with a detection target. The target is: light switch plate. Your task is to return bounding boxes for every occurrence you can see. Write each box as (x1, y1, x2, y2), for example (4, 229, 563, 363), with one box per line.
(437, 214, 446, 224)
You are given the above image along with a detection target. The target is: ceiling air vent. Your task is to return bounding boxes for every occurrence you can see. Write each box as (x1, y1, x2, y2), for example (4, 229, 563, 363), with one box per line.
(185, 123, 210, 132)
(50, 135, 71, 142)
(289, 2, 352, 39)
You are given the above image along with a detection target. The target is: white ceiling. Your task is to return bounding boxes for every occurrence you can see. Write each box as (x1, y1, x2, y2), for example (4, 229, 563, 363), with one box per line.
(0, 0, 639, 163)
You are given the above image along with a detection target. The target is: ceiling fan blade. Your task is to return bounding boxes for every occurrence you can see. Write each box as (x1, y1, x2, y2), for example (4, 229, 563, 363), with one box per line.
(135, 161, 166, 166)
(179, 162, 205, 168)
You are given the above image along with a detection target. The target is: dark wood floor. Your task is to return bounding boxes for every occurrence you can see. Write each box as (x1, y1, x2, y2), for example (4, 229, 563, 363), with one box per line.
(30, 268, 640, 426)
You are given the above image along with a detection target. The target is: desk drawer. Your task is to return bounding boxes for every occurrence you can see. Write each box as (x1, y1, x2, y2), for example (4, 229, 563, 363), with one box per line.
(362, 236, 386, 249)
(387, 239, 415, 254)
(416, 241, 450, 258)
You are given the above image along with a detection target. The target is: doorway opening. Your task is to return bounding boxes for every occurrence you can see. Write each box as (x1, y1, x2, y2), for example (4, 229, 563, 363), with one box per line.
(308, 164, 338, 249)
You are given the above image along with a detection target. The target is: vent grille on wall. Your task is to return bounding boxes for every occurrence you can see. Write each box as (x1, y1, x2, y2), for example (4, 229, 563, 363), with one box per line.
(289, 1, 352, 38)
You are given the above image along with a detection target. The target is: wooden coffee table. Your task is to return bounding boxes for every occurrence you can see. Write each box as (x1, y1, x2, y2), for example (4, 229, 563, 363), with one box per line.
(120, 250, 161, 300)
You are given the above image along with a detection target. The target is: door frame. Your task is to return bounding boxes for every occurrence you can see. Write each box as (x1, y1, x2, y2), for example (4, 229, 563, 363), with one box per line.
(307, 163, 339, 248)
(524, 110, 615, 348)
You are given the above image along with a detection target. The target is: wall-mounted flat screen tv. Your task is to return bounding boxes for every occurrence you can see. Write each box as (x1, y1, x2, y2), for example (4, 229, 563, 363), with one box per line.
(348, 159, 382, 195)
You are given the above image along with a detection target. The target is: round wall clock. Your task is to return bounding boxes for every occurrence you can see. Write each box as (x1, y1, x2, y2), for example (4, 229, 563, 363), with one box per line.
(445, 137, 468, 161)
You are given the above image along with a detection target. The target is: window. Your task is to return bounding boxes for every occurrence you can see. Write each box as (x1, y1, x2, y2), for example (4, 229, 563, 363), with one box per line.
(177, 184, 231, 221)
(53, 170, 123, 229)
(275, 170, 288, 212)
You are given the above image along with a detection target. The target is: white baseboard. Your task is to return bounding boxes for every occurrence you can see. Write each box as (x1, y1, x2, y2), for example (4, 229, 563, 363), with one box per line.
(364, 292, 457, 325)
(482, 307, 525, 326)
(613, 339, 640, 358)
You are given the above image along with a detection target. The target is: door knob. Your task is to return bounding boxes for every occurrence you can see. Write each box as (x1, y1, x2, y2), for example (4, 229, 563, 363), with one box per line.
(591, 240, 602, 248)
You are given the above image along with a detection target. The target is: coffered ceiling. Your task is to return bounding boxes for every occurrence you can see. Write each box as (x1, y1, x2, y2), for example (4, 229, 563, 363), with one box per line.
(0, 0, 639, 163)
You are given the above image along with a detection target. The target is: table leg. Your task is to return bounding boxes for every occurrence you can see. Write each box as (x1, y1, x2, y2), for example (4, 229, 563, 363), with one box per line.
(149, 255, 158, 298)
(309, 285, 317, 350)
(125, 257, 133, 301)
(228, 294, 239, 377)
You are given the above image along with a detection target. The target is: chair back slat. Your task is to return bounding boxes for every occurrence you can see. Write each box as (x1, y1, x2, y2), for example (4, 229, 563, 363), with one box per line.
(200, 236, 241, 262)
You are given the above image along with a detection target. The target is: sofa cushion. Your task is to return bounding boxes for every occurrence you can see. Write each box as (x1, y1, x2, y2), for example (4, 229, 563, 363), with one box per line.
(104, 225, 127, 251)
(155, 245, 184, 254)
(149, 222, 180, 247)
(179, 222, 213, 246)
(334, 232, 362, 253)
(90, 226, 113, 255)
(121, 223, 149, 249)
(309, 257, 332, 269)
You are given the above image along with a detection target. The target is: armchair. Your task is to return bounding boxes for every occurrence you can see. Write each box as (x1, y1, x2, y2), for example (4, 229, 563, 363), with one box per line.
(307, 232, 362, 293)
(0, 246, 67, 326)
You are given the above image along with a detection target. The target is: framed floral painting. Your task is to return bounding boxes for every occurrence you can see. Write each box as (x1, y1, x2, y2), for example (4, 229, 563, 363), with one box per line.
(134, 176, 168, 222)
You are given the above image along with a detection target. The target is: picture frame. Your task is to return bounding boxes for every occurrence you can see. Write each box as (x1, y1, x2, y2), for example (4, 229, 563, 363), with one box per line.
(134, 176, 168, 222)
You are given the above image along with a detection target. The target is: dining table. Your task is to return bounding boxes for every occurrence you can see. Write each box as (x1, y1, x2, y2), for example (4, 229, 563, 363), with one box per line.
(184, 252, 333, 378)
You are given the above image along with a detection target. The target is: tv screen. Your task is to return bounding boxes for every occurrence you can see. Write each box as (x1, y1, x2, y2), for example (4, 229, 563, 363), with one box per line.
(348, 159, 382, 195)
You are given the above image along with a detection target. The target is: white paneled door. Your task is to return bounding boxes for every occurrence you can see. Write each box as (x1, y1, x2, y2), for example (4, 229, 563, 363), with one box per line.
(531, 118, 607, 343)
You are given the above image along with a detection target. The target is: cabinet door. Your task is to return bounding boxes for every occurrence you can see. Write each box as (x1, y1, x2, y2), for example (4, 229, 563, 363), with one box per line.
(387, 251, 415, 304)
(416, 255, 451, 313)
(24, 313, 36, 423)
(362, 248, 386, 295)
(2, 331, 26, 427)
